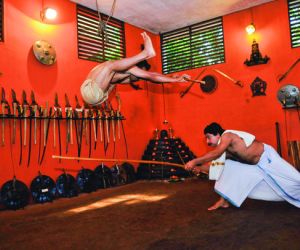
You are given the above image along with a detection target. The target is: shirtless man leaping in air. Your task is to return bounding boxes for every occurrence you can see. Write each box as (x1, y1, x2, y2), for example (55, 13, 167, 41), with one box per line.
(81, 32, 191, 106)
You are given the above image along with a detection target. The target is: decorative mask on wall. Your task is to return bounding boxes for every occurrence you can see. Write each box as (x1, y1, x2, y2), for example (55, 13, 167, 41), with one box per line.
(32, 40, 56, 65)
(250, 77, 267, 96)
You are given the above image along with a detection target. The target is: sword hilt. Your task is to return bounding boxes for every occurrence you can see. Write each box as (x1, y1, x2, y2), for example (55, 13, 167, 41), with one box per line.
(235, 80, 243, 87)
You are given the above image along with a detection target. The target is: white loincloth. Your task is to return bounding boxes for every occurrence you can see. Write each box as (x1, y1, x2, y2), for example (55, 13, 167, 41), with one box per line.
(214, 144, 300, 208)
(80, 79, 114, 106)
(209, 130, 256, 180)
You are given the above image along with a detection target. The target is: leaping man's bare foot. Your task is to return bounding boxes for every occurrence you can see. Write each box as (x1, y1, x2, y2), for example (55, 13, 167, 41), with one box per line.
(141, 32, 156, 59)
(207, 197, 230, 211)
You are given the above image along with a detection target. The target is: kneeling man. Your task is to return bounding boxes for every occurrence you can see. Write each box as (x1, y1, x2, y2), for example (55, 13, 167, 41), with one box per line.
(185, 122, 300, 210)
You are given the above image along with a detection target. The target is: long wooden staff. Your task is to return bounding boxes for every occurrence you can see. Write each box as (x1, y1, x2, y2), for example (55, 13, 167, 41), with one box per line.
(52, 155, 185, 168)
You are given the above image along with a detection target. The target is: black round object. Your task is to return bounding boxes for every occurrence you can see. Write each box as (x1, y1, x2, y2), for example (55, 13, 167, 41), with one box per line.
(56, 173, 78, 198)
(110, 164, 127, 186)
(1, 178, 30, 210)
(30, 174, 56, 204)
(120, 162, 136, 183)
(200, 75, 217, 93)
(76, 168, 97, 193)
(137, 164, 152, 179)
(94, 164, 113, 189)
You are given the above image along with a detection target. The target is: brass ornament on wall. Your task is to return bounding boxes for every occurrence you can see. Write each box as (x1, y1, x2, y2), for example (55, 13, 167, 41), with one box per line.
(244, 40, 269, 66)
(32, 40, 56, 65)
(250, 77, 267, 96)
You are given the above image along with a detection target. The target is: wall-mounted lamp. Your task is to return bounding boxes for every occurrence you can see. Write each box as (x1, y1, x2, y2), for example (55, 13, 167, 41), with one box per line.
(40, 7, 57, 22)
(246, 23, 256, 35)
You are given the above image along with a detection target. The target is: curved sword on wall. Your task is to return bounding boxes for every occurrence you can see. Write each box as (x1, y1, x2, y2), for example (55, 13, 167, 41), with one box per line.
(100, 105, 107, 156)
(39, 103, 52, 165)
(27, 91, 39, 167)
(74, 95, 84, 161)
(116, 93, 121, 140)
(54, 93, 62, 163)
(37, 105, 43, 164)
(278, 58, 300, 82)
(1, 88, 11, 146)
(64, 94, 73, 154)
(22, 91, 29, 147)
(109, 103, 116, 158)
(94, 107, 100, 150)
(103, 101, 111, 155)
(11, 89, 19, 145)
(11, 90, 23, 165)
(84, 103, 93, 158)
(115, 94, 128, 159)
(213, 69, 243, 87)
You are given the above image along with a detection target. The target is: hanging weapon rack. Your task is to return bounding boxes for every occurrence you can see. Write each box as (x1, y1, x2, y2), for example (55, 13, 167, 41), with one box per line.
(0, 89, 126, 166)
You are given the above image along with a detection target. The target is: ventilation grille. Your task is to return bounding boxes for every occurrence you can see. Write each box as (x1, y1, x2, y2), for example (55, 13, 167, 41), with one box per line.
(161, 17, 225, 74)
(77, 5, 125, 62)
(288, 0, 300, 48)
(0, 0, 3, 42)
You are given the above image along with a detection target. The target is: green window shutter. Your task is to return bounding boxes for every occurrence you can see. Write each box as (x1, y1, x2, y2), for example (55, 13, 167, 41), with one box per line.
(0, 0, 3, 42)
(161, 17, 225, 74)
(77, 4, 125, 62)
(288, 0, 300, 48)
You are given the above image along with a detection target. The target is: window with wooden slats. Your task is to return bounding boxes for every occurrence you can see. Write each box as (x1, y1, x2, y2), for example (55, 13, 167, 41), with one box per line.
(161, 17, 225, 74)
(0, 0, 3, 42)
(288, 0, 300, 48)
(77, 4, 125, 62)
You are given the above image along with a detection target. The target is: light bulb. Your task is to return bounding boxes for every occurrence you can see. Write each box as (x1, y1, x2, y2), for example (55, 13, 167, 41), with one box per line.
(41, 8, 57, 21)
(246, 23, 255, 35)
(44, 8, 57, 20)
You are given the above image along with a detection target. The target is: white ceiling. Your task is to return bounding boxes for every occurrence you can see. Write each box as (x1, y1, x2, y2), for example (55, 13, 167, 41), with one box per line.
(71, 0, 274, 34)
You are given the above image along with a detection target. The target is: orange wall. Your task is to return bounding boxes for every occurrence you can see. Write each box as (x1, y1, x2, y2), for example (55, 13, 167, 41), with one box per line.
(0, 0, 160, 187)
(158, 0, 300, 158)
(0, 0, 299, 187)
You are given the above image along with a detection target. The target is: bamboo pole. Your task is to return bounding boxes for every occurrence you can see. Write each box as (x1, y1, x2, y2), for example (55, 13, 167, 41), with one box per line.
(52, 155, 185, 168)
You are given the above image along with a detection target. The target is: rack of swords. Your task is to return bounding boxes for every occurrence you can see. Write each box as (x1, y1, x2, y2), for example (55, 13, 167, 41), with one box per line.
(0, 88, 125, 166)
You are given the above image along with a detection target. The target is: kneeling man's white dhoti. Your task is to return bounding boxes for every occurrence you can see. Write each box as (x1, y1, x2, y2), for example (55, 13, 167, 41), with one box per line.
(214, 144, 300, 208)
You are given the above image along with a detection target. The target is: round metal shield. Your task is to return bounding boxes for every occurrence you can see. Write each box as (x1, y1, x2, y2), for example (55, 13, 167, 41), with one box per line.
(76, 168, 97, 193)
(277, 84, 299, 108)
(200, 75, 217, 93)
(111, 164, 127, 186)
(32, 40, 57, 65)
(56, 173, 78, 198)
(121, 162, 136, 183)
(30, 175, 56, 203)
(94, 164, 113, 189)
(1, 178, 30, 210)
